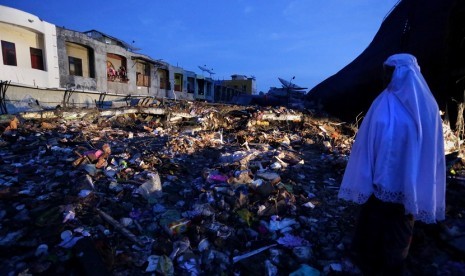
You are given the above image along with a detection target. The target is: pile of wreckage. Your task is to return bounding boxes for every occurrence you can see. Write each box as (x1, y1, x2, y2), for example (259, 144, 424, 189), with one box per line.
(0, 100, 464, 275)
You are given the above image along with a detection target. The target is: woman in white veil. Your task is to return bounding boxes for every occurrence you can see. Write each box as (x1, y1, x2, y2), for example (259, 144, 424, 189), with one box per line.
(338, 53, 445, 274)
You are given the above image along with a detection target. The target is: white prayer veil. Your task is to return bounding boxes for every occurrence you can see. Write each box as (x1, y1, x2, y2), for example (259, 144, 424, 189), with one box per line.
(338, 53, 445, 223)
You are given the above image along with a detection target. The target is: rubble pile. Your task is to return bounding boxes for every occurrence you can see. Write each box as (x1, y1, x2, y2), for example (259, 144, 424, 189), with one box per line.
(0, 101, 464, 275)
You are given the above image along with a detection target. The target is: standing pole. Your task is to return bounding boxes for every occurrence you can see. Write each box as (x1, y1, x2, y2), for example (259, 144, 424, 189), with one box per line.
(287, 76, 295, 107)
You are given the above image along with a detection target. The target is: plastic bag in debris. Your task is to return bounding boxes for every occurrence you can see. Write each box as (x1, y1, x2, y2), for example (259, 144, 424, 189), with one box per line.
(268, 217, 297, 231)
(58, 229, 90, 248)
(104, 166, 118, 178)
(277, 233, 310, 248)
(136, 172, 162, 199)
(302, 201, 316, 209)
(203, 221, 232, 239)
(270, 162, 282, 170)
(219, 151, 250, 163)
(204, 169, 229, 183)
(256, 171, 281, 185)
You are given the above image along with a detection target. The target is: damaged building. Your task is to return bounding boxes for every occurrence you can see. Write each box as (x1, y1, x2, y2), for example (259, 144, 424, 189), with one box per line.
(0, 5, 251, 113)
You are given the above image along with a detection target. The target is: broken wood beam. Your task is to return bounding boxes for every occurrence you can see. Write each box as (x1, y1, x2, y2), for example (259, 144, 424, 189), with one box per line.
(260, 113, 302, 122)
(95, 208, 144, 247)
(19, 110, 58, 120)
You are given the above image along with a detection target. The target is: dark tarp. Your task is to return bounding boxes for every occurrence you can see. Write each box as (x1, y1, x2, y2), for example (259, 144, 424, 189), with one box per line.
(306, 0, 465, 125)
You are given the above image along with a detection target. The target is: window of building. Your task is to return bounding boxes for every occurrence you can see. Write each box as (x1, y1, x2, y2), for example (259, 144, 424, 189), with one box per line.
(107, 53, 127, 82)
(144, 63, 150, 86)
(174, 73, 183, 92)
(1, 40, 17, 66)
(30, 47, 44, 70)
(206, 82, 212, 96)
(65, 42, 95, 78)
(136, 62, 150, 87)
(160, 77, 167, 89)
(187, 77, 195, 93)
(69, 56, 83, 76)
(159, 69, 168, 89)
(197, 79, 205, 95)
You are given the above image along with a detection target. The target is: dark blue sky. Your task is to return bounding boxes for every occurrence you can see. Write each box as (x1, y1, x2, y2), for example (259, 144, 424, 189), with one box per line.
(1, 0, 399, 92)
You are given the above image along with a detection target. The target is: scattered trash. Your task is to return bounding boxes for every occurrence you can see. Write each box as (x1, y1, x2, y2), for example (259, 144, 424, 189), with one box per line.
(58, 230, 84, 248)
(268, 217, 298, 232)
(0, 102, 461, 275)
(136, 171, 163, 199)
(277, 233, 310, 248)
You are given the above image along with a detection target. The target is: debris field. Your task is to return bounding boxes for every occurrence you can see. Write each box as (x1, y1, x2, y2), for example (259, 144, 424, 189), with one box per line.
(0, 101, 464, 275)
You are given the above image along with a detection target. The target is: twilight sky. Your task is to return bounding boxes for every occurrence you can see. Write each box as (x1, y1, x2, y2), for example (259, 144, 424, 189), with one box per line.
(1, 0, 399, 93)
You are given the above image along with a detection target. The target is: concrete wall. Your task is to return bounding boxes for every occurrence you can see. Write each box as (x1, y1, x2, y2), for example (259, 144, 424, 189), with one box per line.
(205, 79, 214, 102)
(167, 65, 195, 100)
(185, 70, 196, 101)
(57, 27, 166, 97)
(66, 42, 91, 77)
(0, 6, 59, 88)
(57, 28, 99, 91)
(4, 83, 134, 112)
(222, 78, 256, 95)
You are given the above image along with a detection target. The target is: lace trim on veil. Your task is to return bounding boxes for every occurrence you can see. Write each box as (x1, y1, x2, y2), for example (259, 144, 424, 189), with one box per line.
(339, 187, 444, 224)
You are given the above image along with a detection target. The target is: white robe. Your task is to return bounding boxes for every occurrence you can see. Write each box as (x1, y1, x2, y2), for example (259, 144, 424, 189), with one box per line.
(338, 54, 446, 224)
